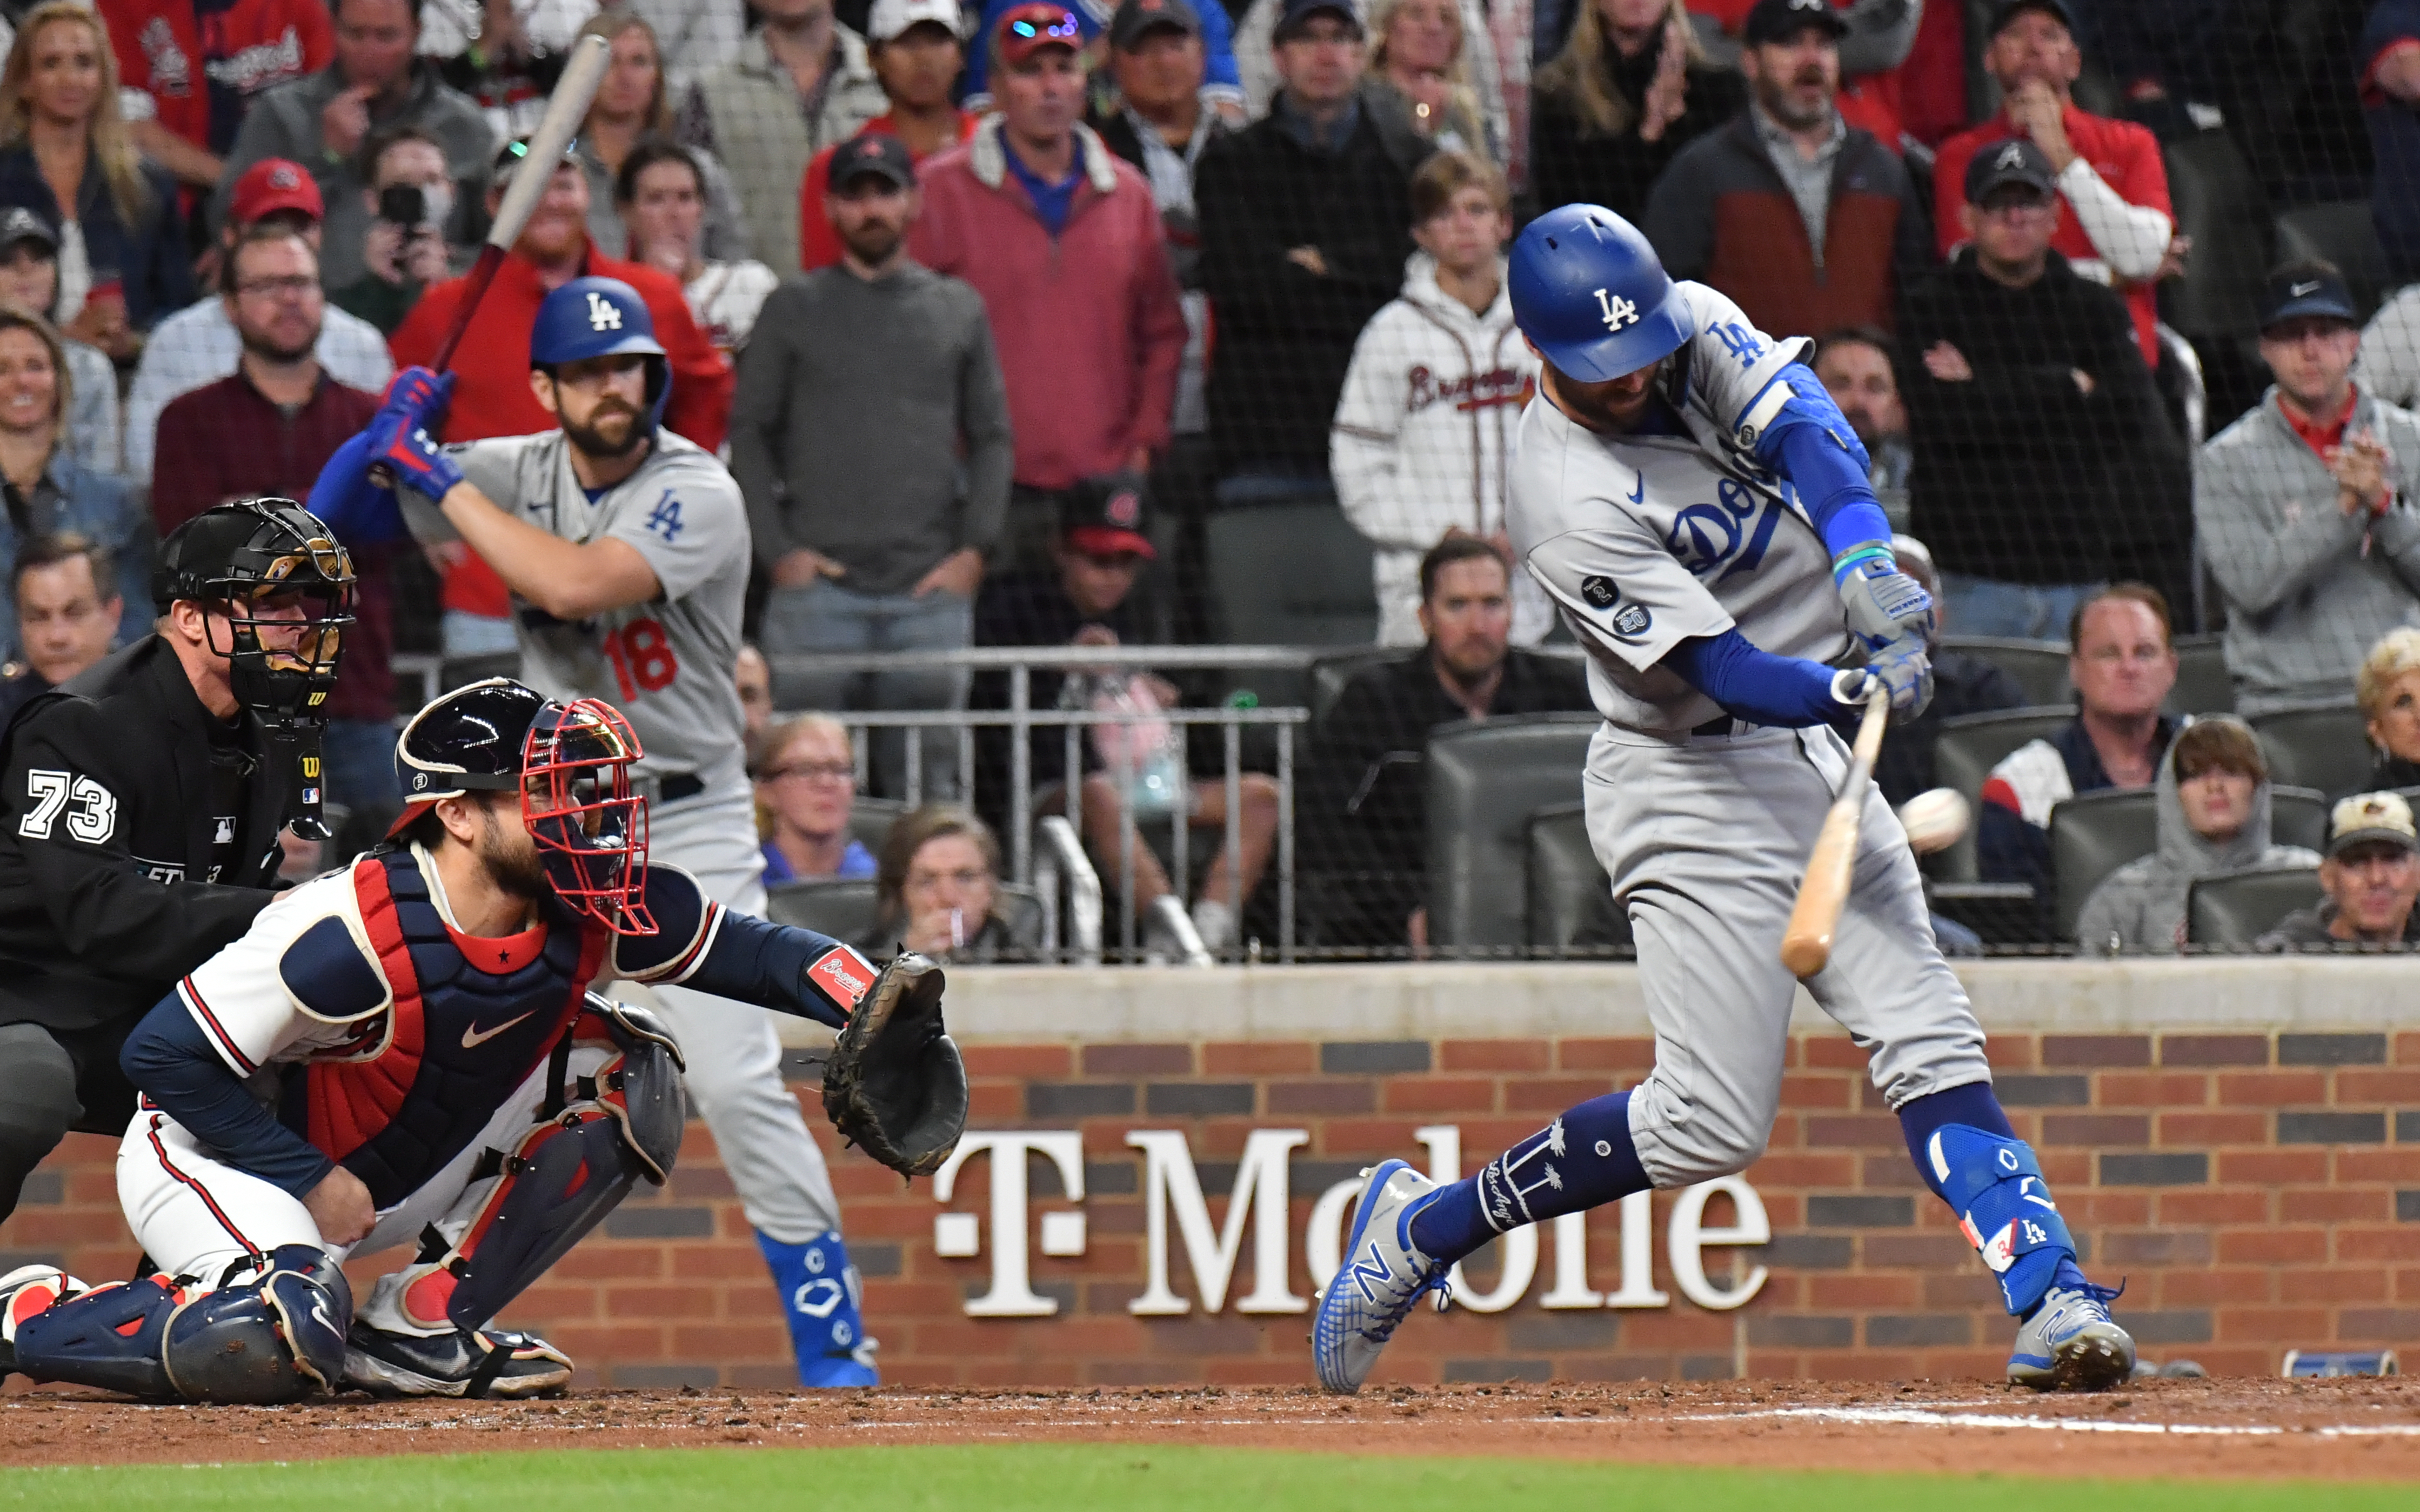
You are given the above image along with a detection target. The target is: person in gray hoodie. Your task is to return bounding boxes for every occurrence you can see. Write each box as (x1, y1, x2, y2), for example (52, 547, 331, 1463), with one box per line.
(2075, 717, 2322, 954)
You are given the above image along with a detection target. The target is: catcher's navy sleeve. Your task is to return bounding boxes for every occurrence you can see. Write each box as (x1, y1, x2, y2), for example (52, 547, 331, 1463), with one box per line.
(612, 864, 872, 1029)
(121, 995, 336, 1197)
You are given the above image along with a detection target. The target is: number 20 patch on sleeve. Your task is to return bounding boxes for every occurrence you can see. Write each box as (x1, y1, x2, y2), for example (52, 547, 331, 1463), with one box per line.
(809, 945, 878, 1008)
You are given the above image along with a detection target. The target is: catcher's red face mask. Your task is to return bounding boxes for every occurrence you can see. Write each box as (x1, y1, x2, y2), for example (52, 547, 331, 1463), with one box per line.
(522, 699, 656, 935)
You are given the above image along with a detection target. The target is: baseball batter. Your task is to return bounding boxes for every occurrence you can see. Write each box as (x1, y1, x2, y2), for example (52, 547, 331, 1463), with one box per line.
(1313, 206, 2136, 1395)
(307, 277, 879, 1387)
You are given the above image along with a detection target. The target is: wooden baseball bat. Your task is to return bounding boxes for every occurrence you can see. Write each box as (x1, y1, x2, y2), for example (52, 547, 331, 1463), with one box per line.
(427, 31, 613, 372)
(1780, 687, 1891, 979)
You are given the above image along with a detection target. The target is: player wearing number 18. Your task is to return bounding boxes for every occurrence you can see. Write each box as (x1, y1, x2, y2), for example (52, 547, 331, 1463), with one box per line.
(306, 276, 887, 1388)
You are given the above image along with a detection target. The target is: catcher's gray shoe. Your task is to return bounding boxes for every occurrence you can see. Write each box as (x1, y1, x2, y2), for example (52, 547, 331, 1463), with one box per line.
(2007, 1280, 2134, 1391)
(344, 1321, 572, 1398)
(1312, 1160, 1451, 1395)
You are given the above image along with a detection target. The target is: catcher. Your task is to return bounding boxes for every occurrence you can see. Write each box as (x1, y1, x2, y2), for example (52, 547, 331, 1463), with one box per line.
(0, 678, 965, 1403)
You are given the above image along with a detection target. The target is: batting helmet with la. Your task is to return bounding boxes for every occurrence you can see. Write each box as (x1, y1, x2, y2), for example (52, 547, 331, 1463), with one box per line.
(1509, 204, 1693, 383)
(530, 275, 671, 430)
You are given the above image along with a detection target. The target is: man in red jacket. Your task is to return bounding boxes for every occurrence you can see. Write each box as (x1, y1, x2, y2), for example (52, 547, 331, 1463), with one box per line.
(1932, 0, 2177, 370)
(908, 4, 1185, 567)
(391, 138, 734, 655)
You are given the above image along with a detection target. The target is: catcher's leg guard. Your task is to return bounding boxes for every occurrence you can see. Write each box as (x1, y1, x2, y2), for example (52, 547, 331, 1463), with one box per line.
(12, 1246, 351, 1403)
(394, 1038, 680, 1335)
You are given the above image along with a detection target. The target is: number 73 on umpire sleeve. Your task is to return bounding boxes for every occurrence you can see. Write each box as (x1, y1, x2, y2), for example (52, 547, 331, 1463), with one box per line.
(601, 618, 680, 702)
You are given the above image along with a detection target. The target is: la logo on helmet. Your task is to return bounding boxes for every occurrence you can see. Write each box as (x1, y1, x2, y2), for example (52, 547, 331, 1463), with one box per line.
(1593, 287, 1638, 332)
(587, 291, 624, 331)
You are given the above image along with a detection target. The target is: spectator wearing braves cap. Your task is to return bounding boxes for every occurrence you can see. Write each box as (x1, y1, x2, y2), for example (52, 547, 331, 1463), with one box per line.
(1196, 0, 1432, 504)
(910, 5, 1186, 568)
(797, 0, 980, 273)
(738, 128, 1012, 800)
(1901, 136, 2179, 641)
(124, 157, 393, 488)
(974, 473, 1282, 956)
(2198, 261, 2420, 719)
(0, 208, 121, 478)
(1932, 0, 2181, 372)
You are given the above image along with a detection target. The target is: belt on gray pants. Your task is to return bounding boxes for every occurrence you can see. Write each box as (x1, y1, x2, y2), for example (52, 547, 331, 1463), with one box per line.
(634, 772, 705, 805)
(1692, 714, 1756, 739)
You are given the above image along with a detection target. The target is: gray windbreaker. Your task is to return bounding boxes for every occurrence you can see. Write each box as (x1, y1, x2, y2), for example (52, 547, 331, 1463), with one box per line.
(2074, 718, 2321, 953)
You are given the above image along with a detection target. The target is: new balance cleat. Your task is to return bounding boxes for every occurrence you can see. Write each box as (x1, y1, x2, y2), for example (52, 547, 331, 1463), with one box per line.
(1312, 1160, 1452, 1395)
(343, 1320, 573, 1399)
(2008, 1280, 2134, 1391)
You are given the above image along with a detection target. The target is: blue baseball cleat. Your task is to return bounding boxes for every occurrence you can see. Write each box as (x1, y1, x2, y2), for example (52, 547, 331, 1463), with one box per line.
(1313, 1160, 1452, 1395)
(2007, 1279, 2135, 1391)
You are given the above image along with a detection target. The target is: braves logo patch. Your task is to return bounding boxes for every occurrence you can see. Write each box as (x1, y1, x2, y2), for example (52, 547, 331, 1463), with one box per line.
(810, 945, 878, 1008)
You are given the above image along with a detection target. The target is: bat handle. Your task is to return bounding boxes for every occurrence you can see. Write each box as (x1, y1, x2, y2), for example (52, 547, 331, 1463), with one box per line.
(426, 244, 506, 374)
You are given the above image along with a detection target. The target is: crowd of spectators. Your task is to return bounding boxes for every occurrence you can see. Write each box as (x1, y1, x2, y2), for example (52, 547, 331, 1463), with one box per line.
(0, 0, 2418, 960)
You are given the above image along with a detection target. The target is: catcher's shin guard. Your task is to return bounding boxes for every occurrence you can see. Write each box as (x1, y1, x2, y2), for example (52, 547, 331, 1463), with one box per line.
(396, 1035, 680, 1334)
(13, 1245, 352, 1403)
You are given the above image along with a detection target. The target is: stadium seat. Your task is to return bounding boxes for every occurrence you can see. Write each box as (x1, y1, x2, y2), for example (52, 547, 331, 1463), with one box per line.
(2187, 868, 2323, 946)
(2169, 635, 2233, 714)
(2273, 201, 2390, 317)
(1523, 801, 1632, 954)
(2249, 705, 2372, 797)
(1940, 636, 2070, 707)
(2161, 132, 2272, 357)
(849, 797, 908, 855)
(1423, 714, 1599, 949)
(1928, 706, 2078, 881)
(765, 877, 1046, 956)
(2270, 786, 2331, 853)
(1204, 505, 1378, 647)
(1308, 646, 1403, 727)
(2051, 789, 2157, 942)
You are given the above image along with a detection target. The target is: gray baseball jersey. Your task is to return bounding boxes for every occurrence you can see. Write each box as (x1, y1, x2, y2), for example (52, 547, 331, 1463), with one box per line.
(1507, 282, 1849, 735)
(446, 429, 752, 799)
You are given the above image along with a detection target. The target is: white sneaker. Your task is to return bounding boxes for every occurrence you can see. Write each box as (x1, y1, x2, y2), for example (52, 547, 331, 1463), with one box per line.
(1311, 1160, 1451, 1394)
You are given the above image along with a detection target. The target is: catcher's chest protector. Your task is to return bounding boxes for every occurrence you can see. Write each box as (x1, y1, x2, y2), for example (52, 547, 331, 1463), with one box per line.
(299, 850, 607, 1208)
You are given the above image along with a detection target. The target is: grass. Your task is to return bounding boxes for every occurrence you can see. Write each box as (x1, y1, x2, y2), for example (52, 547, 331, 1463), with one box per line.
(2, 1446, 2414, 1512)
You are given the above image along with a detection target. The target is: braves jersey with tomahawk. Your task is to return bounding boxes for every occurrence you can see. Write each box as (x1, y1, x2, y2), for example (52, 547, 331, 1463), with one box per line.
(1506, 282, 1851, 735)
(430, 429, 751, 800)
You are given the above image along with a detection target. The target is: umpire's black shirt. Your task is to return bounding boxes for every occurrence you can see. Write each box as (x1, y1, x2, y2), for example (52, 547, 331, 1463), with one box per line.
(0, 636, 289, 1035)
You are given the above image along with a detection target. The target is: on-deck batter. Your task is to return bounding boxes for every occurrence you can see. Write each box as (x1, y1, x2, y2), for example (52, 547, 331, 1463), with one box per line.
(1312, 205, 2137, 1396)
(305, 276, 880, 1387)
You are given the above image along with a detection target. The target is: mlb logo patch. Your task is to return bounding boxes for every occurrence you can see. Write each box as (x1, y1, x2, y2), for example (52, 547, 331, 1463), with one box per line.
(810, 945, 878, 1008)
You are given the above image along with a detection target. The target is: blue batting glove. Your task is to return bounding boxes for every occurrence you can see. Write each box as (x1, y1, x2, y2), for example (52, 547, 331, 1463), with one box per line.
(365, 407, 466, 504)
(378, 365, 456, 429)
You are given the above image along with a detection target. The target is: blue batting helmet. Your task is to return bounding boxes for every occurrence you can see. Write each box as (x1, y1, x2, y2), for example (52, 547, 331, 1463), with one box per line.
(1509, 205, 1692, 383)
(531, 275, 672, 429)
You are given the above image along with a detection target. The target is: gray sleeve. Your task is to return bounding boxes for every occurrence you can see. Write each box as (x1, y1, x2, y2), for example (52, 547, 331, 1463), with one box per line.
(603, 460, 751, 601)
(1676, 283, 1810, 443)
(696, 149, 754, 263)
(2072, 871, 2132, 953)
(2359, 296, 2420, 410)
(1523, 521, 1733, 674)
(956, 296, 1015, 558)
(727, 288, 798, 567)
(1837, 0, 1922, 76)
(2193, 438, 2366, 617)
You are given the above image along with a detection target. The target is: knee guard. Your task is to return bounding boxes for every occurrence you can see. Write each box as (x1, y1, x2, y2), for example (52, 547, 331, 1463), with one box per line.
(14, 1245, 352, 1404)
(577, 995, 685, 1182)
(1927, 1124, 2074, 1316)
(396, 1049, 674, 1335)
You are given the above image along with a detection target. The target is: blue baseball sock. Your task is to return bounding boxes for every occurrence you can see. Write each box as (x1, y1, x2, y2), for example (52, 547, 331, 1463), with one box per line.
(1898, 1082, 2090, 1313)
(1407, 1092, 1650, 1265)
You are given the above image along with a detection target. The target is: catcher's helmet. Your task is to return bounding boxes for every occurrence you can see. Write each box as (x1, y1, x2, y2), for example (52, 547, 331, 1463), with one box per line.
(152, 498, 355, 722)
(530, 275, 671, 432)
(391, 678, 657, 935)
(1509, 204, 1692, 384)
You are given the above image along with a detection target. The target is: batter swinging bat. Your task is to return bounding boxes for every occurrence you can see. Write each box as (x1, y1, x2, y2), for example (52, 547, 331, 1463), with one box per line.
(1780, 686, 1891, 978)
(427, 31, 613, 371)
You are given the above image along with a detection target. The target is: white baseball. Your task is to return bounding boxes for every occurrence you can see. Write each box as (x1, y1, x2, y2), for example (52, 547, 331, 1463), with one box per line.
(1895, 787, 1970, 855)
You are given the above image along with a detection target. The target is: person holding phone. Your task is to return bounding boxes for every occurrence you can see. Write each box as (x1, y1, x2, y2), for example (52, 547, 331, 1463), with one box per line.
(331, 124, 468, 334)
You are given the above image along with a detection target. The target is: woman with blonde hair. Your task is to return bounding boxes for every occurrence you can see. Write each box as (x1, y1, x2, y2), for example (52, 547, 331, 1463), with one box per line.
(0, 3, 190, 360)
(0, 304, 149, 647)
(2354, 626, 2420, 796)
(1528, 0, 1740, 221)
(573, 9, 750, 262)
(756, 713, 879, 884)
(1365, 0, 1499, 163)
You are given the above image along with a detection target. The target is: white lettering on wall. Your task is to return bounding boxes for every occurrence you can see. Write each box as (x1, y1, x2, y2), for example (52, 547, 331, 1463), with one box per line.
(933, 1127, 1767, 1320)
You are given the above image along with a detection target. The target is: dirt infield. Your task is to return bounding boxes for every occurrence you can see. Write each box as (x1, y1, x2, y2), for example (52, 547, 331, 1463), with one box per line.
(3, 1377, 2415, 1480)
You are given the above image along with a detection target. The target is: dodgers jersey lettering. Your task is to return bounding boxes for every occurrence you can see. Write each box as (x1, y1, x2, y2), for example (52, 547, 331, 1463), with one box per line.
(1506, 282, 1851, 734)
(445, 431, 751, 798)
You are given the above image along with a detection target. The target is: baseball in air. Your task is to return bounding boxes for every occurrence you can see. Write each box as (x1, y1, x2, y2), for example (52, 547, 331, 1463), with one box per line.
(1896, 788, 1970, 855)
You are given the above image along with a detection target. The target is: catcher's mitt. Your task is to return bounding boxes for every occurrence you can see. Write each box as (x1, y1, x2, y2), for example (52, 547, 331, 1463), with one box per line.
(820, 952, 968, 1179)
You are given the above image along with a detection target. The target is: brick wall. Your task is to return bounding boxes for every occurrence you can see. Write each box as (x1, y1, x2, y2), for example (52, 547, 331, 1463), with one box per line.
(4, 1026, 2416, 1389)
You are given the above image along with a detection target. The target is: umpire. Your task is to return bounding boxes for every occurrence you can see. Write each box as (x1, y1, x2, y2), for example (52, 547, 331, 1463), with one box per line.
(0, 499, 355, 1221)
